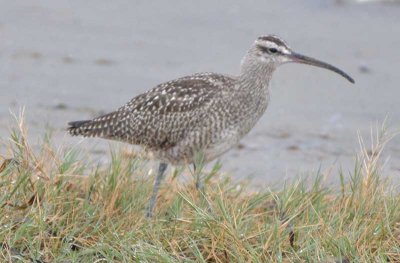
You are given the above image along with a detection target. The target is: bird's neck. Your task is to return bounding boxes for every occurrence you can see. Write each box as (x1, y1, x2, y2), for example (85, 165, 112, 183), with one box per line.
(237, 55, 276, 98)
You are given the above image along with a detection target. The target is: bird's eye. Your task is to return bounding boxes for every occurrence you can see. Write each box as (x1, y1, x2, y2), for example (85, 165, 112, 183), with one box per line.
(269, 48, 278, 53)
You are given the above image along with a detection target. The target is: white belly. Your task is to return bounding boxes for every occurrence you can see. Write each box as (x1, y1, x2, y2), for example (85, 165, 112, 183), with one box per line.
(202, 129, 240, 162)
(158, 128, 240, 165)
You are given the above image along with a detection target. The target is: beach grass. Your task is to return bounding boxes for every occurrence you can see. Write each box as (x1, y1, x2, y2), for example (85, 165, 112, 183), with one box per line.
(0, 116, 399, 262)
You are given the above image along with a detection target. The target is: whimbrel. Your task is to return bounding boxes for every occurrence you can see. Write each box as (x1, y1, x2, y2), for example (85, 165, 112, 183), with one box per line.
(68, 35, 354, 217)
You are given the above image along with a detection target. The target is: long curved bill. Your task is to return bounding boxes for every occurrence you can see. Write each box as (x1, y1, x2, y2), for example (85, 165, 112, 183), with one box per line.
(289, 52, 355, 84)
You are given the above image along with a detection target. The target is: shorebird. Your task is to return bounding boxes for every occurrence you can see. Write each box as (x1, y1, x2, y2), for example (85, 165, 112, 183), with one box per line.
(68, 35, 354, 217)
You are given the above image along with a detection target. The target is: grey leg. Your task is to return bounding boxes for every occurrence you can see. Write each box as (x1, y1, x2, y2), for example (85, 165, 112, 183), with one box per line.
(146, 162, 168, 218)
(192, 152, 205, 191)
(193, 163, 212, 213)
(194, 163, 204, 191)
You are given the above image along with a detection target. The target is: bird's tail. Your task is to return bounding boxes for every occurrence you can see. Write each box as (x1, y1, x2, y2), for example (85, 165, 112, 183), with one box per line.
(67, 111, 123, 138)
(68, 120, 94, 137)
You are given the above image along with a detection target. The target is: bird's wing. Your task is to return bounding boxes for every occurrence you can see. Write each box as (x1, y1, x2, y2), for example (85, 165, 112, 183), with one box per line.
(68, 73, 235, 149)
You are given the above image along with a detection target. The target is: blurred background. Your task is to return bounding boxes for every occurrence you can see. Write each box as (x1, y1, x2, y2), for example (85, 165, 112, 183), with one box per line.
(0, 0, 399, 185)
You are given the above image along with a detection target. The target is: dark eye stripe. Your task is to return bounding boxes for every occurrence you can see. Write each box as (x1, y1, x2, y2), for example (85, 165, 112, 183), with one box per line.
(258, 46, 269, 53)
(257, 45, 278, 54)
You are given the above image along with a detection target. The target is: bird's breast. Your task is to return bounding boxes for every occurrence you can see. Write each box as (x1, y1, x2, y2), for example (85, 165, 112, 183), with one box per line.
(230, 93, 269, 138)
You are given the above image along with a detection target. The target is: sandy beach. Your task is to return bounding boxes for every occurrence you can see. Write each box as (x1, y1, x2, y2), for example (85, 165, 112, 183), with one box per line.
(0, 0, 399, 185)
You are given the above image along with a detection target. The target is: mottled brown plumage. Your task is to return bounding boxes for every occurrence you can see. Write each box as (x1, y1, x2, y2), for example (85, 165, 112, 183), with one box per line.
(69, 43, 352, 162)
(68, 35, 354, 217)
(69, 73, 239, 164)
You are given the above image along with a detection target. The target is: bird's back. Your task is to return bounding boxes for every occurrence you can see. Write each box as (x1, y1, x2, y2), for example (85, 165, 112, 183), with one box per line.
(68, 73, 236, 155)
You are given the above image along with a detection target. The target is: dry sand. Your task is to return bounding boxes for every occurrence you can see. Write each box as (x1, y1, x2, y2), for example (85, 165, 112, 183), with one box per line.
(0, 1, 399, 185)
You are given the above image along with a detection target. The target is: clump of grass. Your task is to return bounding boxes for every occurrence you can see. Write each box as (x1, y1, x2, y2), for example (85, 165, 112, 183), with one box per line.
(0, 115, 399, 262)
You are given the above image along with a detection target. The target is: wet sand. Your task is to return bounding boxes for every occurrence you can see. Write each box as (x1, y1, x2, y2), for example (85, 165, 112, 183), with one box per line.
(0, 1, 399, 185)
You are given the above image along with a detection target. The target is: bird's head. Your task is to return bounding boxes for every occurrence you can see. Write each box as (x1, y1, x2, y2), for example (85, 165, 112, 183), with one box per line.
(246, 35, 354, 83)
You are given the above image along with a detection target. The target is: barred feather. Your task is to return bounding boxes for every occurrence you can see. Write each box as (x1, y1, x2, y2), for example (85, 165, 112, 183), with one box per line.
(68, 35, 353, 164)
(68, 73, 236, 152)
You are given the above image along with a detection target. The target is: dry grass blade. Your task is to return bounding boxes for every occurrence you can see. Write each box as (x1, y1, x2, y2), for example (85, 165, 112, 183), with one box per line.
(0, 115, 399, 262)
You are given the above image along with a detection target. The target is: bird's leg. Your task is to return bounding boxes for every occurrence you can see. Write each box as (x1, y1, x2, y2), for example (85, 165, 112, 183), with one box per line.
(193, 162, 213, 213)
(194, 163, 204, 191)
(145, 162, 168, 218)
(193, 151, 206, 191)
